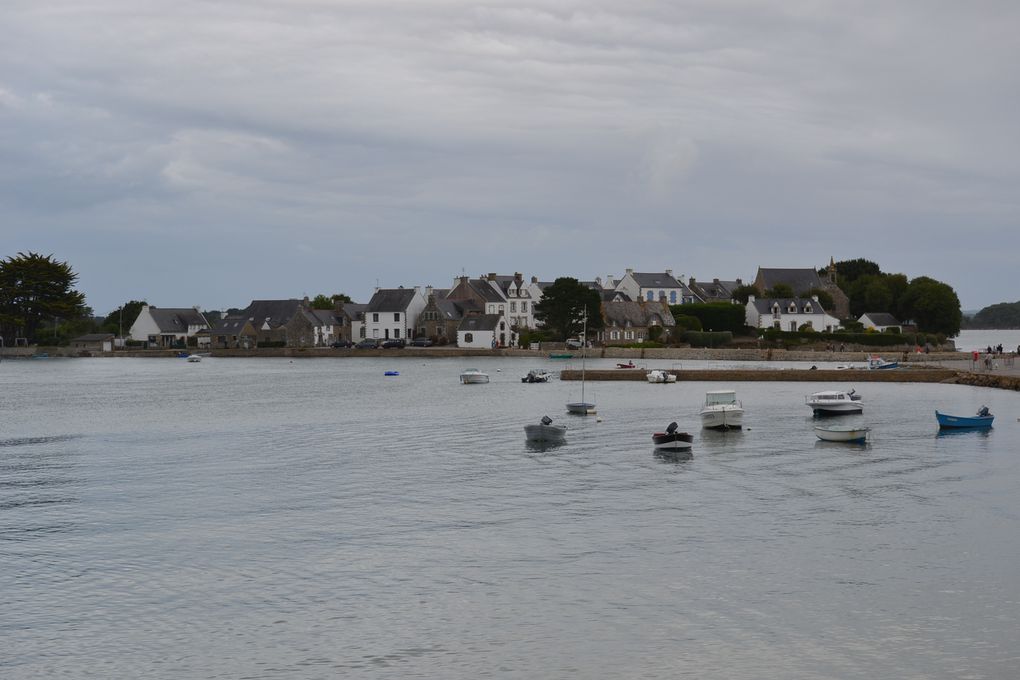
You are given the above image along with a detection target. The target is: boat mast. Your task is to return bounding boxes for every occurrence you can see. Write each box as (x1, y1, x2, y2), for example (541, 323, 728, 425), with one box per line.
(580, 307, 587, 403)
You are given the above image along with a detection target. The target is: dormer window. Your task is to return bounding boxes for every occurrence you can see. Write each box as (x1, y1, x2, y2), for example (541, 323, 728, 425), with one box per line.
(804, 303, 812, 313)
(788, 302, 797, 313)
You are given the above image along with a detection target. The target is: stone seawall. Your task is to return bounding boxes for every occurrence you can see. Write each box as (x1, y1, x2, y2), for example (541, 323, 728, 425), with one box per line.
(560, 368, 958, 383)
(946, 372, 1020, 391)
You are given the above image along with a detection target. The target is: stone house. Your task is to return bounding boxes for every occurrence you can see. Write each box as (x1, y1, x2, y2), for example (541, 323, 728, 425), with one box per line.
(600, 299, 676, 345)
(615, 269, 699, 305)
(753, 262, 850, 319)
(745, 295, 842, 332)
(417, 292, 481, 344)
(206, 317, 258, 349)
(71, 333, 115, 352)
(129, 305, 210, 348)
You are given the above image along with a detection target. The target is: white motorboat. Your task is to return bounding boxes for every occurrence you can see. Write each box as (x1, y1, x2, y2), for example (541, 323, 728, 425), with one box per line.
(646, 370, 677, 384)
(460, 368, 489, 384)
(868, 355, 899, 370)
(652, 422, 693, 450)
(186, 354, 202, 362)
(806, 389, 862, 415)
(521, 369, 551, 383)
(525, 415, 567, 444)
(699, 390, 744, 430)
(814, 425, 870, 443)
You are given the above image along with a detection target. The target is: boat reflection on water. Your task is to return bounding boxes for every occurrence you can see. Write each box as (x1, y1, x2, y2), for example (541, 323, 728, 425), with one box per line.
(936, 427, 994, 439)
(813, 438, 870, 450)
(653, 449, 693, 464)
(525, 439, 567, 453)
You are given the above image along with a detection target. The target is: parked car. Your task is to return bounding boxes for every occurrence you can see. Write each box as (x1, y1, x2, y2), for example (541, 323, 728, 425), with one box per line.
(410, 337, 434, 347)
(330, 340, 354, 348)
(355, 339, 379, 349)
(381, 338, 406, 349)
(565, 339, 583, 349)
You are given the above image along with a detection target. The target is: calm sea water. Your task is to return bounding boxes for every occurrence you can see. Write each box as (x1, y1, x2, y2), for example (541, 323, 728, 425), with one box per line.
(2, 357, 1019, 679)
(955, 329, 1020, 353)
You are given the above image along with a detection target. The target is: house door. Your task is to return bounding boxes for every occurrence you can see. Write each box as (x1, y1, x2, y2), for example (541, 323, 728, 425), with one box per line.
(384, 329, 390, 339)
(789, 321, 797, 332)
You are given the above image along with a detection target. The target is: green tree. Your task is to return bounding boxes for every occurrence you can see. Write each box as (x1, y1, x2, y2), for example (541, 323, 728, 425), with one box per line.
(311, 294, 334, 309)
(900, 276, 962, 336)
(332, 293, 352, 304)
(0, 252, 88, 344)
(671, 303, 745, 334)
(764, 283, 794, 298)
(99, 300, 147, 336)
(730, 284, 761, 304)
(833, 258, 881, 288)
(533, 278, 603, 340)
(970, 301, 1020, 328)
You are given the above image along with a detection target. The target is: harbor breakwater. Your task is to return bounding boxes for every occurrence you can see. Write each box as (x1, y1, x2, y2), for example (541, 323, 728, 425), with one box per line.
(560, 368, 960, 384)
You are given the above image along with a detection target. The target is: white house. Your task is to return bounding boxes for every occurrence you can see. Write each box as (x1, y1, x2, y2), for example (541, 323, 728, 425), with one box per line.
(858, 313, 902, 332)
(487, 273, 538, 330)
(363, 287, 428, 341)
(745, 295, 842, 332)
(129, 305, 210, 347)
(615, 269, 698, 305)
(457, 314, 514, 348)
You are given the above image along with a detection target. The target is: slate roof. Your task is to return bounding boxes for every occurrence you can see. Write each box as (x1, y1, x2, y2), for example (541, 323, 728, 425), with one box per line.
(340, 303, 368, 320)
(242, 300, 305, 328)
(750, 297, 828, 315)
(603, 301, 676, 327)
(861, 312, 901, 326)
(437, 299, 482, 320)
(467, 279, 506, 303)
(458, 314, 502, 332)
(755, 268, 823, 295)
(366, 288, 418, 312)
(148, 307, 209, 332)
(691, 279, 741, 300)
(602, 290, 631, 302)
(630, 272, 683, 289)
(306, 309, 341, 326)
(211, 317, 252, 334)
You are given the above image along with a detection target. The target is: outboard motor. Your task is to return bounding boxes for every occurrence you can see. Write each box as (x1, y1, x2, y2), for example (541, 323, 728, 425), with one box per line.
(666, 422, 678, 434)
(541, 415, 553, 426)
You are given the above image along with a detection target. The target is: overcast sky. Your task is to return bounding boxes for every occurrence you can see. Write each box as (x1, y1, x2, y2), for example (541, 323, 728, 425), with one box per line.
(2, 1, 1017, 315)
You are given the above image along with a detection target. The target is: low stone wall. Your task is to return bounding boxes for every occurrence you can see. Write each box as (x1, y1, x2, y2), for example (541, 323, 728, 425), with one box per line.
(561, 368, 958, 383)
(947, 372, 1020, 391)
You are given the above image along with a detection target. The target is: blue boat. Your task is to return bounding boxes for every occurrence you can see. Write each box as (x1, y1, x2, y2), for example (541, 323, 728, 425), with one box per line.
(936, 407, 994, 429)
(384, 371, 399, 376)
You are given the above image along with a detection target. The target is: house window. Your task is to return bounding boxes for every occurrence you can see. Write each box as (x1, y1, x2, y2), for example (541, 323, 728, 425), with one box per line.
(611, 330, 620, 340)
(788, 303, 797, 313)
(789, 321, 797, 332)
(646, 291, 654, 301)
(670, 291, 677, 304)
(394, 328, 400, 338)
(394, 313, 400, 322)
(360, 327, 366, 338)
(510, 302, 517, 312)
(521, 302, 527, 312)
(498, 305, 504, 314)
(465, 333, 473, 343)
(373, 313, 379, 322)
(625, 330, 634, 340)
(773, 321, 781, 330)
(372, 329, 379, 338)
(804, 304, 812, 313)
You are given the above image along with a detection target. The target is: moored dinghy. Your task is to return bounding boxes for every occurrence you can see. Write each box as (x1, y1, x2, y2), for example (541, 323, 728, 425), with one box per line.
(652, 422, 693, 450)
(525, 415, 567, 444)
(814, 425, 871, 443)
(936, 406, 994, 429)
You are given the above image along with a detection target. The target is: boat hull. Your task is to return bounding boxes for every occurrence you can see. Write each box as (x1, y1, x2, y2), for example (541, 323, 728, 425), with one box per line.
(566, 402, 596, 415)
(935, 411, 994, 429)
(646, 370, 676, 384)
(460, 373, 489, 384)
(814, 426, 870, 443)
(699, 406, 743, 430)
(525, 424, 567, 443)
(652, 431, 693, 450)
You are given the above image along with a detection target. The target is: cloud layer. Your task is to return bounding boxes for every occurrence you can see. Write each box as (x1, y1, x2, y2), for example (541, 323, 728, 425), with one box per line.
(2, 1, 1017, 312)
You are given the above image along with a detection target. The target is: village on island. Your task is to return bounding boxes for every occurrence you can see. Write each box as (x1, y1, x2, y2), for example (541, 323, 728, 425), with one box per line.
(59, 261, 954, 356)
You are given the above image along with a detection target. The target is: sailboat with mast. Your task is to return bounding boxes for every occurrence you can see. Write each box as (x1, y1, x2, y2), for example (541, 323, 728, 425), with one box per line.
(566, 307, 596, 415)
